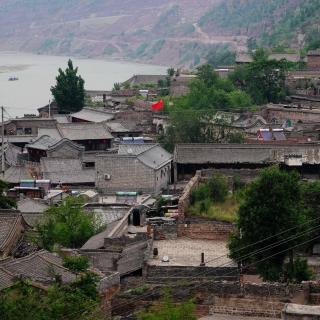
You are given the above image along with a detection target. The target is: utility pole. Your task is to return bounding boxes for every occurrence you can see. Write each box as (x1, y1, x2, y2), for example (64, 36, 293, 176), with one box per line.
(48, 99, 51, 118)
(1, 106, 5, 176)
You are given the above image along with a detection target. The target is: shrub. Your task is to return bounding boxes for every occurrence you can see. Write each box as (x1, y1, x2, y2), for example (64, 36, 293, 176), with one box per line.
(207, 174, 228, 202)
(63, 255, 90, 273)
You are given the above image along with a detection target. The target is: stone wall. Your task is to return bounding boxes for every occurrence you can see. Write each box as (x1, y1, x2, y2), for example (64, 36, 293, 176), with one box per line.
(112, 281, 313, 318)
(145, 265, 239, 283)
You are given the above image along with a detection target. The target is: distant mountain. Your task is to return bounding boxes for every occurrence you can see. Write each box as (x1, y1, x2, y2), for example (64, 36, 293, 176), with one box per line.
(199, 0, 320, 51)
(0, 0, 319, 67)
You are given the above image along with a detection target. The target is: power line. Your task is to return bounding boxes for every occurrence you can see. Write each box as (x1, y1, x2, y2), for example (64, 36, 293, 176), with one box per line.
(58, 223, 320, 319)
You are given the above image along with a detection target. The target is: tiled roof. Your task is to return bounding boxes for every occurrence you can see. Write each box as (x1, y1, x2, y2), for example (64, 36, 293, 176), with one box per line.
(105, 122, 130, 133)
(236, 53, 301, 63)
(21, 213, 44, 227)
(174, 144, 273, 165)
(117, 144, 172, 169)
(58, 122, 113, 140)
(0, 250, 76, 286)
(70, 108, 114, 123)
(26, 135, 59, 151)
(124, 74, 166, 85)
(4, 166, 34, 184)
(0, 214, 22, 252)
(0, 267, 15, 290)
(17, 198, 48, 214)
(40, 158, 95, 184)
(174, 143, 320, 165)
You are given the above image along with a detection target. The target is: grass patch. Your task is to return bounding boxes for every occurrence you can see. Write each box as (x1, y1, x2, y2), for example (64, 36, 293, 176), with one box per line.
(188, 194, 239, 223)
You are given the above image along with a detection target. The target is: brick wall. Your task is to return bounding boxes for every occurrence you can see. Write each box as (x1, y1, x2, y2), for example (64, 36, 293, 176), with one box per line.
(178, 219, 234, 241)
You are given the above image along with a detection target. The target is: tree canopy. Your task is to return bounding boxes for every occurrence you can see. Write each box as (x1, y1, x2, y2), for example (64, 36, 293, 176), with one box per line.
(51, 59, 85, 114)
(158, 64, 252, 151)
(0, 273, 103, 320)
(0, 180, 16, 209)
(36, 196, 103, 250)
(229, 167, 310, 281)
(229, 49, 295, 105)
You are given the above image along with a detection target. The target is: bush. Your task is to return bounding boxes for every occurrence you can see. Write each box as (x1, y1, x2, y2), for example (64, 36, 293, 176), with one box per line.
(207, 174, 229, 202)
(63, 255, 90, 273)
(285, 257, 313, 283)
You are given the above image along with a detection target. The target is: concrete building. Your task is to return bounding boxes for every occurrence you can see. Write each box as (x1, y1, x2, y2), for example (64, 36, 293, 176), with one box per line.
(96, 144, 172, 194)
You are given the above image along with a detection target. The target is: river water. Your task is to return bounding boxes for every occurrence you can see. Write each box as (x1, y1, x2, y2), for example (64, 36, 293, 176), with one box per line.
(0, 52, 167, 117)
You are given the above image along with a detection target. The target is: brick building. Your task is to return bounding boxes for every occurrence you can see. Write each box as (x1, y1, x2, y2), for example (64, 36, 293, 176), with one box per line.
(96, 144, 172, 194)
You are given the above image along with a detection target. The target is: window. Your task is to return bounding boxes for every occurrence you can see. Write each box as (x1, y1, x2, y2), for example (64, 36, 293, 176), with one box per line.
(84, 162, 95, 168)
(24, 128, 32, 135)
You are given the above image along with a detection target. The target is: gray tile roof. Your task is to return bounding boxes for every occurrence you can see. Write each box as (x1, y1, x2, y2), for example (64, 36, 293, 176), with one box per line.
(0, 267, 15, 290)
(70, 108, 114, 123)
(105, 122, 130, 133)
(17, 198, 48, 214)
(37, 128, 63, 140)
(4, 166, 34, 184)
(117, 144, 172, 169)
(58, 122, 113, 140)
(0, 250, 76, 286)
(174, 143, 320, 165)
(26, 135, 59, 151)
(40, 158, 95, 184)
(0, 214, 21, 252)
(21, 213, 44, 227)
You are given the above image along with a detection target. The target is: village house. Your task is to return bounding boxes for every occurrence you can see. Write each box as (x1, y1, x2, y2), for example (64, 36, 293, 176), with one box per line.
(69, 107, 114, 123)
(173, 143, 320, 180)
(236, 52, 302, 64)
(123, 74, 167, 87)
(96, 143, 172, 194)
(307, 49, 320, 70)
(26, 135, 85, 162)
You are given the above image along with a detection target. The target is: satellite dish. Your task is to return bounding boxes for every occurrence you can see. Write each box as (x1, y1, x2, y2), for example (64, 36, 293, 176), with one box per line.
(162, 255, 169, 262)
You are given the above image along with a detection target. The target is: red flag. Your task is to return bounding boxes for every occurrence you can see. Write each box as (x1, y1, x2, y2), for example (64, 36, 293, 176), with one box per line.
(151, 99, 164, 111)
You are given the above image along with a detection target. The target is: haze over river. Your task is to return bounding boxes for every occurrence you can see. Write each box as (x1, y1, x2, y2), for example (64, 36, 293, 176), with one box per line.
(0, 52, 167, 117)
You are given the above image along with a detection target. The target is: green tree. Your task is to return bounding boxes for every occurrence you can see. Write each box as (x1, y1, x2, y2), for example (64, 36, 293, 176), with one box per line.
(137, 290, 196, 320)
(0, 180, 16, 209)
(167, 68, 175, 77)
(229, 167, 308, 281)
(63, 255, 90, 273)
(36, 196, 102, 250)
(0, 273, 103, 320)
(230, 48, 295, 105)
(51, 59, 85, 114)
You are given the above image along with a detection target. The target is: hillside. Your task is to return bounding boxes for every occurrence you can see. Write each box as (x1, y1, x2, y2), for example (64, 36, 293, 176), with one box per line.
(199, 0, 320, 51)
(0, 0, 319, 67)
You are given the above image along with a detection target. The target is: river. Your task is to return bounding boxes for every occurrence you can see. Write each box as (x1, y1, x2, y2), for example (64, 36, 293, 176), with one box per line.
(0, 52, 167, 117)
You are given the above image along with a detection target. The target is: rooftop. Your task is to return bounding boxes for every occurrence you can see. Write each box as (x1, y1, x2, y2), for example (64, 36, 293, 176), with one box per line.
(70, 107, 114, 123)
(41, 158, 95, 184)
(0, 250, 76, 287)
(148, 238, 234, 267)
(117, 144, 172, 169)
(284, 303, 320, 315)
(58, 122, 113, 140)
(0, 214, 23, 252)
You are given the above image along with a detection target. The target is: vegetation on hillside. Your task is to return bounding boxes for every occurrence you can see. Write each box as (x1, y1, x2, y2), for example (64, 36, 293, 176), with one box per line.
(199, 0, 320, 51)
